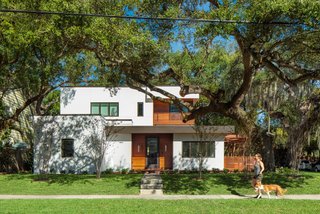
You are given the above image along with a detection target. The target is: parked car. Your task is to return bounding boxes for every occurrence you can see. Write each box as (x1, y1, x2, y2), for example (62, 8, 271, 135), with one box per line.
(298, 160, 312, 171)
(312, 161, 320, 172)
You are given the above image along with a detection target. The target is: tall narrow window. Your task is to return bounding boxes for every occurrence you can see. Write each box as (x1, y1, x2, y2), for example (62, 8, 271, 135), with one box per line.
(90, 103, 119, 117)
(61, 139, 74, 158)
(100, 103, 108, 116)
(91, 103, 100, 115)
(109, 103, 118, 116)
(137, 102, 144, 116)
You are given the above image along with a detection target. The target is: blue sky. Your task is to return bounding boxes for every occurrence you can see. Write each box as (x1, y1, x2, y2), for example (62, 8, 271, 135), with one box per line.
(171, 35, 237, 52)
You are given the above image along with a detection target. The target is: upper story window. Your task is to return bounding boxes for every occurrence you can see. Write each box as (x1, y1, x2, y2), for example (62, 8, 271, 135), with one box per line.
(169, 104, 189, 113)
(91, 102, 119, 117)
(137, 102, 144, 117)
(61, 139, 74, 158)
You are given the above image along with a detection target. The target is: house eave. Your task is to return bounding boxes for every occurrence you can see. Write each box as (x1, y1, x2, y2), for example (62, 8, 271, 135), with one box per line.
(117, 125, 234, 134)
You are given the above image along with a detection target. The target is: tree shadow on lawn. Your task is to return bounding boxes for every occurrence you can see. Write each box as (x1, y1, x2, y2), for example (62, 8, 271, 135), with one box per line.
(262, 172, 314, 189)
(5, 173, 143, 187)
(162, 173, 254, 195)
(212, 173, 250, 196)
(162, 172, 315, 195)
(210, 172, 314, 195)
(162, 174, 209, 194)
(125, 174, 143, 189)
(5, 173, 96, 185)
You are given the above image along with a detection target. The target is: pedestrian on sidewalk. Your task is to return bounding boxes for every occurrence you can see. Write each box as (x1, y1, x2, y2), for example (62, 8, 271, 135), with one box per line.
(252, 153, 265, 198)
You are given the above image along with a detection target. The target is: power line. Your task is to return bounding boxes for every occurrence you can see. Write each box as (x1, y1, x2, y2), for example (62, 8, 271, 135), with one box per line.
(0, 9, 306, 26)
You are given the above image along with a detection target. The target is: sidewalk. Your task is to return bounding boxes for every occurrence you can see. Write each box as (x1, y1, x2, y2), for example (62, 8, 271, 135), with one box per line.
(1, 194, 320, 200)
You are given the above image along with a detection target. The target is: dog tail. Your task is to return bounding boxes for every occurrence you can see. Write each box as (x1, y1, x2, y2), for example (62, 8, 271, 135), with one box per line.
(278, 187, 287, 196)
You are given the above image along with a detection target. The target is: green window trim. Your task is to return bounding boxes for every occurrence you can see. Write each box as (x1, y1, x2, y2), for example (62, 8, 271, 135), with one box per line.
(90, 102, 119, 117)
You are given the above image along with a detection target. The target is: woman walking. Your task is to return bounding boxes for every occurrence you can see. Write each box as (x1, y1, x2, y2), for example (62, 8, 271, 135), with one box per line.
(252, 153, 265, 198)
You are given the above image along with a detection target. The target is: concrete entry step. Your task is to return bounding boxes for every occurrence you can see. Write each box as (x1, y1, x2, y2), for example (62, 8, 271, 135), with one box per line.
(140, 173, 163, 195)
(140, 184, 163, 189)
(141, 175, 163, 184)
(140, 189, 163, 195)
(141, 179, 163, 184)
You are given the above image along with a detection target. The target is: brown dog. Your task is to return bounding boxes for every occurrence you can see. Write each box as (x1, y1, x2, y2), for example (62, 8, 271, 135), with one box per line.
(254, 181, 287, 199)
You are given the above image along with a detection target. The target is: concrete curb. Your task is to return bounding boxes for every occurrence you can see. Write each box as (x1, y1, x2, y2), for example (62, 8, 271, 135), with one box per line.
(0, 194, 320, 200)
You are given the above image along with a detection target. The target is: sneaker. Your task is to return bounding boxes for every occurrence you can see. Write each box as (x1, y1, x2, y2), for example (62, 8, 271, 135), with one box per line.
(254, 194, 262, 199)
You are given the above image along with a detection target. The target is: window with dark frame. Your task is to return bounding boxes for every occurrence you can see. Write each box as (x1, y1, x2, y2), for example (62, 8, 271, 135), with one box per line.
(169, 103, 191, 113)
(182, 141, 215, 158)
(61, 139, 74, 158)
(90, 102, 119, 117)
(137, 102, 144, 116)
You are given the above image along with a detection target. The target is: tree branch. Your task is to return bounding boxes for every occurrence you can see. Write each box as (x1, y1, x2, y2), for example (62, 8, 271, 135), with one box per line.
(262, 58, 296, 87)
(208, 0, 220, 8)
(229, 32, 255, 107)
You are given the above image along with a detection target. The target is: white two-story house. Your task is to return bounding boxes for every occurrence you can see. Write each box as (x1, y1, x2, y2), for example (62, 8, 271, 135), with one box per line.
(33, 86, 233, 174)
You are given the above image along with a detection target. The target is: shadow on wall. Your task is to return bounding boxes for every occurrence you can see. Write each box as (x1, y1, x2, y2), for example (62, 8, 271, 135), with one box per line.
(34, 116, 121, 174)
(60, 87, 121, 108)
(173, 155, 209, 171)
(60, 88, 76, 108)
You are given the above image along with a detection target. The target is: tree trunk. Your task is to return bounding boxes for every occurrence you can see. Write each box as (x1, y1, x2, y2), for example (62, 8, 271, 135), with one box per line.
(262, 132, 275, 171)
(96, 169, 101, 179)
(15, 149, 24, 171)
(198, 155, 203, 180)
(96, 158, 102, 179)
(286, 95, 320, 169)
(286, 127, 307, 169)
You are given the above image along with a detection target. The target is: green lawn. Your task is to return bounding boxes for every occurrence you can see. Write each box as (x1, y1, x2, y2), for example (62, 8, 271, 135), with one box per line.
(0, 199, 320, 214)
(0, 171, 319, 195)
(0, 174, 142, 195)
(162, 171, 320, 195)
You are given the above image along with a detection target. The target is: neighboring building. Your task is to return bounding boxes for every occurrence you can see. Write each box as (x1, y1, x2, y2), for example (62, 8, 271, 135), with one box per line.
(0, 89, 33, 172)
(33, 86, 233, 174)
(1, 89, 33, 145)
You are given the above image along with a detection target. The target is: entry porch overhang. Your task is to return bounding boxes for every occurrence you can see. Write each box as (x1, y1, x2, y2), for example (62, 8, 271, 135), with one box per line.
(118, 125, 234, 134)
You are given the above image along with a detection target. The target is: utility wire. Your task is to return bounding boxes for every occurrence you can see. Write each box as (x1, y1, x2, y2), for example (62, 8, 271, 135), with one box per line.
(0, 9, 307, 26)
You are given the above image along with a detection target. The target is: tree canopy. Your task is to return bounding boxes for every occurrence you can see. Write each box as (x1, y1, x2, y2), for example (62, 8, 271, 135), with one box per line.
(0, 0, 319, 168)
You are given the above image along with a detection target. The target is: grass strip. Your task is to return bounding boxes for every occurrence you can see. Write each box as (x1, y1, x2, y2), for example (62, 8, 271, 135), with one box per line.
(1, 199, 320, 214)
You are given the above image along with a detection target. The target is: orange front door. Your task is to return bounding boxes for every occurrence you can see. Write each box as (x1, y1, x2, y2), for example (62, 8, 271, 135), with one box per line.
(132, 134, 173, 170)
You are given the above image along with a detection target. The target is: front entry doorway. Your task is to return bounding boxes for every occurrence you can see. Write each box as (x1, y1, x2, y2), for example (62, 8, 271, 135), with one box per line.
(132, 134, 173, 170)
(146, 137, 159, 169)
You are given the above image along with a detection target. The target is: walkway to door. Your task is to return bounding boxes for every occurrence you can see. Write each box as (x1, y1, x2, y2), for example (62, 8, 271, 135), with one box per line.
(140, 173, 163, 195)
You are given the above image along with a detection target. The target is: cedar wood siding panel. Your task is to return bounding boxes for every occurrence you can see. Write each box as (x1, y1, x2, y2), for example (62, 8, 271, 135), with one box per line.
(159, 134, 173, 169)
(153, 99, 196, 125)
(132, 134, 146, 170)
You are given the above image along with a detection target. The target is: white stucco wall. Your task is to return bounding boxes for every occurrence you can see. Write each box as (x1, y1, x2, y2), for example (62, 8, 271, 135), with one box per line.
(172, 134, 225, 170)
(33, 116, 131, 174)
(102, 134, 132, 170)
(60, 86, 199, 126)
(60, 87, 154, 126)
